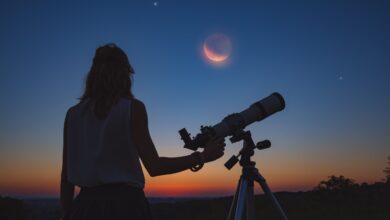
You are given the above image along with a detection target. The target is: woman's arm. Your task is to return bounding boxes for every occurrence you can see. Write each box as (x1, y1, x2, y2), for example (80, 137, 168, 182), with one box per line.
(131, 99, 225, 177)
(60, 113, 75, 219)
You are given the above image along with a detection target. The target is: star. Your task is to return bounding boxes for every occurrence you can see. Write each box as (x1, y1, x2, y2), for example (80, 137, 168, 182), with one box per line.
(153, 2, 158, 6)
(339, 76, 343, 81)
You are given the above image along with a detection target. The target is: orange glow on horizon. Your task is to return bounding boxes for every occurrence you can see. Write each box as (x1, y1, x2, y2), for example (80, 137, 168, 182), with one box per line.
(2, 173, 381, 198)
(0, 147, 386, 198)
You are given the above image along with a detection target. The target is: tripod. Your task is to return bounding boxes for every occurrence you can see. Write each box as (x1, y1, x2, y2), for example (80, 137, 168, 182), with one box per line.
(225, 130, 288, 220)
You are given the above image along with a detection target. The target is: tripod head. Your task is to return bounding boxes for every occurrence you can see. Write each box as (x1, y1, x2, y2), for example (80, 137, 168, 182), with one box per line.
(226, 130, 289, 220)
(224, 129, 271, 170)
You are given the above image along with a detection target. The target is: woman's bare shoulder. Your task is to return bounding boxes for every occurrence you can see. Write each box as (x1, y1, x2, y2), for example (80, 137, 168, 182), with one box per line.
(65, 102, 80, 117)
(131, 99, 149, 125)
(132, 99, 146, 111)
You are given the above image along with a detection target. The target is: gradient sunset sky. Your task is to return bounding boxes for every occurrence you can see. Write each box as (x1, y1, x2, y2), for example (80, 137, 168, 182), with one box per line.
(0, 0, 389, 198)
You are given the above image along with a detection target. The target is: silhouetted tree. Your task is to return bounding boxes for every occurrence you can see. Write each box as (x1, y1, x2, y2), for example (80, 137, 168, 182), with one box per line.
(384, 156, 390, 183)
(315, 175, 356, 191)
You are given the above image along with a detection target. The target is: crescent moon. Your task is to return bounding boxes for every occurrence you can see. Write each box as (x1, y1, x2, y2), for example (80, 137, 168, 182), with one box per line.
(203, 43, 229, 62)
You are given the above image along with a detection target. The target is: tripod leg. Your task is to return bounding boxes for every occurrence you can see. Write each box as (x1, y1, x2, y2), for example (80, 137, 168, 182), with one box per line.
(228, 177, 242, 220)
(246, 180, 255, 220)
(234, 178, 248, 220)
(254, 172, 288, 220)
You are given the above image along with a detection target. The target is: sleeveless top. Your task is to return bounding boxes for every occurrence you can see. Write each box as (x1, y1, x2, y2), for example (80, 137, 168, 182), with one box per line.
(65, 98, 145, 188)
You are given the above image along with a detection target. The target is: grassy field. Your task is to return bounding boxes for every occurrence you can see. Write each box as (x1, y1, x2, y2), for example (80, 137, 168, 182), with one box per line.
(151, 183, 390, 220)
(1, 182, 389, 219)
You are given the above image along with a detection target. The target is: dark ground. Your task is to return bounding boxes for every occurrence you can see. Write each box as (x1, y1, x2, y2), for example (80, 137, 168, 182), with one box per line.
(1, 182, 389, 220)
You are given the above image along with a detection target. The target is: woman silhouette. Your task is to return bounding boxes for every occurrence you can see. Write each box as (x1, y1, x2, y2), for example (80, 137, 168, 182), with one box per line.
(60, 43, 226, 220)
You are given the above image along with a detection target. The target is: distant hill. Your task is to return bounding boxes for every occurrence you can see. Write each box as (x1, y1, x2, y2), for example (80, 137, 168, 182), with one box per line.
(1, 182, 389, 220)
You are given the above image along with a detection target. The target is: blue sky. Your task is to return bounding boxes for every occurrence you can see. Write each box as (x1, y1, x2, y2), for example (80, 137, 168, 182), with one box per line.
(0, 0, 389, 197)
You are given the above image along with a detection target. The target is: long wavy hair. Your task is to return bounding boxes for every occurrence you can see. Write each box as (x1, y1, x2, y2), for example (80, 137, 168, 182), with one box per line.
(80, 43, 134, 118)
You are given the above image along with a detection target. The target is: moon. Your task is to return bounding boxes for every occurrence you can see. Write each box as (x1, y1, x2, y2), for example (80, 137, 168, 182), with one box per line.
(202, 33, 232, 64)
(203, 44, 229, 62)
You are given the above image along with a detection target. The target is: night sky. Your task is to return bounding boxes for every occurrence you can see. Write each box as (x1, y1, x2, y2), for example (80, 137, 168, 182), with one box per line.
(0, 0, 389, 198)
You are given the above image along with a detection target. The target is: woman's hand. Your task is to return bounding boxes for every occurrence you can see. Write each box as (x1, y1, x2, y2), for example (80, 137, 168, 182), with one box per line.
(201, 137, 226, 163)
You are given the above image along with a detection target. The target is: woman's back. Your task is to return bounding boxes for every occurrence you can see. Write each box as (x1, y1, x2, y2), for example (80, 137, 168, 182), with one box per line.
(66, 98, 144, 188)
(60, 44, 225, 220)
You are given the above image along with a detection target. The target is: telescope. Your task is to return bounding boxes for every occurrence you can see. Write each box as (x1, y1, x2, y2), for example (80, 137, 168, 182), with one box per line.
(179, 92, 285, 151)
